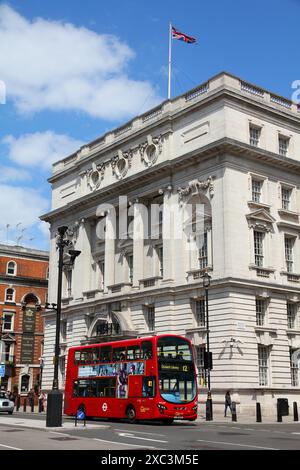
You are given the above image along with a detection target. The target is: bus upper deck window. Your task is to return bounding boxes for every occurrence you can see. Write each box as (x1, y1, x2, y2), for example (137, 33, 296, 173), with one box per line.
(81, 350, 93, 364)
(92, 348, 100, 363)
(127, 345, 140, 360)
(112, 348, 126, 362)
(100, 346, 112, 362)
(141, 341, 153, 359)
(74, 351, 81, 365)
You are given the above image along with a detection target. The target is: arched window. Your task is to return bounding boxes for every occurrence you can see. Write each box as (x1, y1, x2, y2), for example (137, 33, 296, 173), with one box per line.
(5, 288, 15, 303)
(6, 261, 16, 276)
(23, 293, 39, 306)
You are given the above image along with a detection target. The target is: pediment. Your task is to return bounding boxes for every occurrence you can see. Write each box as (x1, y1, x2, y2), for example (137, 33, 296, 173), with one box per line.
(246, 209, 276, 231)
(246, 209, 276, 223)
(1, 333, 16, 343)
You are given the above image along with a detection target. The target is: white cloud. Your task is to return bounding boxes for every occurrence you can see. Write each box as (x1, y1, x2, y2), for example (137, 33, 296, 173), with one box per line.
(3, 131, 85, 169)
(0, 184, 49, 244)
(0, 166, 31, 182)
(0, 5, 160, 119)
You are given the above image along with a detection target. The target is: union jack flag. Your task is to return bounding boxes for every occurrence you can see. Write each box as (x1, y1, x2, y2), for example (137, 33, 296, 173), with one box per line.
(172, 26, 196, 44)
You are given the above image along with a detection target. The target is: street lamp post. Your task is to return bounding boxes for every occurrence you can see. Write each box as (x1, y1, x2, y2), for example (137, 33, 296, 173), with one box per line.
(202, 272, 212, 421)
(46, 226, 81, 427)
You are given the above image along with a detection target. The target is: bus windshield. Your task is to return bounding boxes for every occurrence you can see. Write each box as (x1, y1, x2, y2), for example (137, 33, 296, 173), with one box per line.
(157, 336, 197, 404)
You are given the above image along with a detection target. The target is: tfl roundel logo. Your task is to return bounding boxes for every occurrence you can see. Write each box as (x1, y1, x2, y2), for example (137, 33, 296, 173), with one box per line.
(102, 403, 108, 412)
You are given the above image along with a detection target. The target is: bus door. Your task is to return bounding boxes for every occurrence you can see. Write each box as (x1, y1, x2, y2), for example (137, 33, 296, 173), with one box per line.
(137, 376, 156, 417)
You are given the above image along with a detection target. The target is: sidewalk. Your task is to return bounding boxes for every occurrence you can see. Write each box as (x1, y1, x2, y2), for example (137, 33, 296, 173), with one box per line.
(196, 413, 299, 424)
(4, 409, 300, 427)
(0, 415, 109, 431)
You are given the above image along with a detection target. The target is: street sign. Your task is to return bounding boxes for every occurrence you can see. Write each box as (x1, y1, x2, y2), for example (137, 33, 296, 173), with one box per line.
(0, 364, 5, 378)
(77, 409, 85, 420)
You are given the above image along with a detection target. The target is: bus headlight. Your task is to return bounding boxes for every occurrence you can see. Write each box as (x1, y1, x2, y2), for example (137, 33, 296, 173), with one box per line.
(192, 405, 198, 412)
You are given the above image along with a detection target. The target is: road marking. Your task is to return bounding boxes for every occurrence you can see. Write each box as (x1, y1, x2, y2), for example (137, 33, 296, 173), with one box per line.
(117, 432, 168, 443)
(114, 428, 166, 437)
(292, 432, 300, 435)
(93, 438, 156, 449)
(0, 443, 22, 450)
(197, 439, 278, 450)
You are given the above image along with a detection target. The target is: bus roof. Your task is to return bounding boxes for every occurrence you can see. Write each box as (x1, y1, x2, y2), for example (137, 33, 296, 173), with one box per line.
(68, 334, 191, 351)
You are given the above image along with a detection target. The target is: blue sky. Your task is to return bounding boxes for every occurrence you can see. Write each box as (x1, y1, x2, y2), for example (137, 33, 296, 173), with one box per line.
(0, 0, 299, 250)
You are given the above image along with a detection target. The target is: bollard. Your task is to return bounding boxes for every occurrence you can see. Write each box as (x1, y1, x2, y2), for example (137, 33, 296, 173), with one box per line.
(277, 401, 282, 422)
(256, 402, 262, 422)
(293, 402, 299, 422)
(205, 393, 213, 421)
(205, 399, 212, 421)
(23, 398, 27, 412)
(16, 396, 20, 412)
(231, 401, 237, 422)
(30, 399, 34, 413)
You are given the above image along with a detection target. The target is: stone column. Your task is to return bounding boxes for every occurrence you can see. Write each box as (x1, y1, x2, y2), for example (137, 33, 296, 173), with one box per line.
(73, 219, 91, 297)
(104, 210, 116, 291)
(132, 199, 145, 287)
(161, 187, 176, 282)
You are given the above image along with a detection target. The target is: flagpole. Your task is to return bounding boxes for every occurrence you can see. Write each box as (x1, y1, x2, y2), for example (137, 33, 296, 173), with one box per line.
(168, 22, 172, 100)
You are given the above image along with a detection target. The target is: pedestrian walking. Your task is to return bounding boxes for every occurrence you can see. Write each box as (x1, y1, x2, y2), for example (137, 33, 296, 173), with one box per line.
(224, 390, 232, 417)
(38, 391, 46, 412)
(27, 388, 35, 412)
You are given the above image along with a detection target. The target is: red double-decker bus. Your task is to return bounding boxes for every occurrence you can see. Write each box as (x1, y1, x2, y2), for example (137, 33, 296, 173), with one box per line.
(64, 335, 198, 424)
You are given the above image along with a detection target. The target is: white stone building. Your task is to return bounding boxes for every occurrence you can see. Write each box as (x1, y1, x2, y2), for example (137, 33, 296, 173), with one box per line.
(41, 72, 300, 416)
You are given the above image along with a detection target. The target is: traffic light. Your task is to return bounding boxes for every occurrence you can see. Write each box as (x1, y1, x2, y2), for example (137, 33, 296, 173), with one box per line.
(204, 351, 213, 370)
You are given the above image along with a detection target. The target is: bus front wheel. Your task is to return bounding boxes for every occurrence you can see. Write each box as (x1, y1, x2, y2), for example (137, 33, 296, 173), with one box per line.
(126, 406, 136, 424)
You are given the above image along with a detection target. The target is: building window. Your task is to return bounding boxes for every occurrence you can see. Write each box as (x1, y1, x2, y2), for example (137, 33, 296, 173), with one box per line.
(285, 237, 294, 273)
(145, 305, 155, 331)
(4, 342, 12, 362)
(249, 126, 261, 147)
(290, 348, 299, 387)
(195, 345, 206, 386)
(194, 299, 206, 327)
(20, 374, 30, 393)
(281, 187, 291, 211)
(251, 179, 262, 203)
(127, 254, 133, 284)
(158, 246, 163, 277)
(199, 232, 208, 269)
(2, 312, 13, 332)
(6, 261, 17, 276)
(60, 355, 66, 387)
(5, 288, 15, 303)
(66, 270, 72, 297)
(258, 345, 269, 386)
(99, 259, 105, 290)
(60, 321, 67, 343)
(256, 298, 267, 326)
(287, 302, 297, 329)
(254, 231, 264, 267)
(278, 136, 289, 157)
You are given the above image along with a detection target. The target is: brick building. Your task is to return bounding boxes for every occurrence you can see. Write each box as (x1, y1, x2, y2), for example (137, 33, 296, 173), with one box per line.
(0, 244, 48, 399)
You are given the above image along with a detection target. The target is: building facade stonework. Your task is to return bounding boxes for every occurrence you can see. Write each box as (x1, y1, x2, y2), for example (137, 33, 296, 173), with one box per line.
(41, 72, 300, 416)
(0, 245, 48, 401)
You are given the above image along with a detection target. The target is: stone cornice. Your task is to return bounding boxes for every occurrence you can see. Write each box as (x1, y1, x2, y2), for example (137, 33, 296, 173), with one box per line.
(49, 73, 300, 184)
(41, 137, 300, 224)
(42, 275, 300, 318)
(0, 275, 48, 287)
